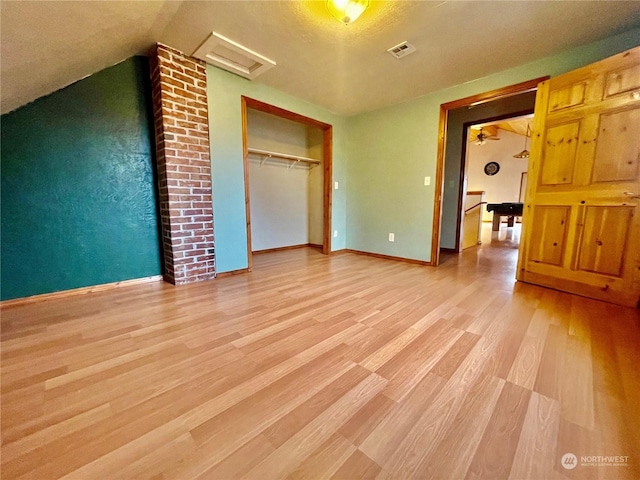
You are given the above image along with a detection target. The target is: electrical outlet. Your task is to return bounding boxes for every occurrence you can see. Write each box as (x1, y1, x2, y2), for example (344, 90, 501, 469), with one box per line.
(333, 230, 338, 238)
(388, 233, 395, 242)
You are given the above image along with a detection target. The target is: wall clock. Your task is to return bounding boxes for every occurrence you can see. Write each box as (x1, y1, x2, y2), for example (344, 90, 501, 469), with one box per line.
(484, 161, 500, 176)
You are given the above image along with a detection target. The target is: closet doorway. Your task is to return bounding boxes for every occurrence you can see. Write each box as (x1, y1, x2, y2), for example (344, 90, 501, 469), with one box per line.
(241, 97, 333, 271)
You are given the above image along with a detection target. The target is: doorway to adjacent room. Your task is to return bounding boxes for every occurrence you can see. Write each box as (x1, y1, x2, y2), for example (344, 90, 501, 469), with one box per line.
(460, 114, 533, 251)
(431, 76, 547, 265)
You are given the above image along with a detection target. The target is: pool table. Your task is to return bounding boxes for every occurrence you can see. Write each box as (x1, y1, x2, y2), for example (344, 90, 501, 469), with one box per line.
(486, 202, 524, 231)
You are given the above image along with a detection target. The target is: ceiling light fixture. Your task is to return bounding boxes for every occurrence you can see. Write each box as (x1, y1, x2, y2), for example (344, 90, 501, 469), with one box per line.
(326, 0, 369, 25)
(513, 124, 531, 158)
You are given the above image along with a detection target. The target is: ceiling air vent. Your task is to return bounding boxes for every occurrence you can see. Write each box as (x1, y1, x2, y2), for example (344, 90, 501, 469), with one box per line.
(387, 41, 416, 59)
(192, 32, 276, 80)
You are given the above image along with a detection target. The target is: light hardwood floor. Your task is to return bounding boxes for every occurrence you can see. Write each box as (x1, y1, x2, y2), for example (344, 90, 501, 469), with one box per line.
(2, 225, 639, 479)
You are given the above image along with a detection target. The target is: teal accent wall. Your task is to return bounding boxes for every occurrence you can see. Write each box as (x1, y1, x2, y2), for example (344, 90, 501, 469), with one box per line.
(1, 57, 162, 300)
(206, 66, 347, 273)
(346, 29, 640, 262)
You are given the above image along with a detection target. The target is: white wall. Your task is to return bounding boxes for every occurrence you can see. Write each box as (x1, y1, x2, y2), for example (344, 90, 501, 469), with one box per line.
(466, 129, 529, 222)
(247, 109, 323, 251)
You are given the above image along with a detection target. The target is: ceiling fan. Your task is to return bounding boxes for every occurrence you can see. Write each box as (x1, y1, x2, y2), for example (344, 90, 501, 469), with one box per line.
(470, 127, 501, 145)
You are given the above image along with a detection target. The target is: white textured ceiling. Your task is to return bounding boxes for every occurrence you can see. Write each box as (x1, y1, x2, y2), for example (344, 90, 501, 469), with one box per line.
(2, 1, 640, 116)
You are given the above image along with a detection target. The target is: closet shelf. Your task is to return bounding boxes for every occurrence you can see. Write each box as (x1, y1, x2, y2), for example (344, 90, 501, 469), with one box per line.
(247, 148, 321, 169)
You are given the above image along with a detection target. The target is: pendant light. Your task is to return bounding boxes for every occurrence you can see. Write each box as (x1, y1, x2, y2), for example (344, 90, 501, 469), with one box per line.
(513, 124, 531, 158)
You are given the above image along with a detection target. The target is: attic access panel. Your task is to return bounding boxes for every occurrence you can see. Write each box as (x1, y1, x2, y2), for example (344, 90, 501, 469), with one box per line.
(192, 32, 276, 80)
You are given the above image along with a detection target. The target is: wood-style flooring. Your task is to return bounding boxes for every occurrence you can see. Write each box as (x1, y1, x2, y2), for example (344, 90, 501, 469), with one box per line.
(2, 225, 640, 479)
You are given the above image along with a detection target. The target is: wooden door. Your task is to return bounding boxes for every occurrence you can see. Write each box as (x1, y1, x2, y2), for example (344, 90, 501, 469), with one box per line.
(517, 46, 640, 307)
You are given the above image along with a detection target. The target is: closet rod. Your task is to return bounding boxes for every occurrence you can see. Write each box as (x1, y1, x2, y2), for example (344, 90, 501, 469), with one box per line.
(247, 147, 321, 167)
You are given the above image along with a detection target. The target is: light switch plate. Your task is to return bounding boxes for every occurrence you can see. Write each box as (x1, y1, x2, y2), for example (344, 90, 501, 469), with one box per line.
(388, 233, 395, 242)
(424, 176, 431, 186)
(334, 182, 339, 190)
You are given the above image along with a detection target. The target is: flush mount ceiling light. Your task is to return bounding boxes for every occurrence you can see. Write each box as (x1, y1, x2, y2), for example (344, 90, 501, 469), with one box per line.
(513, 124, 531, 158)
(326, 0, 369, 25)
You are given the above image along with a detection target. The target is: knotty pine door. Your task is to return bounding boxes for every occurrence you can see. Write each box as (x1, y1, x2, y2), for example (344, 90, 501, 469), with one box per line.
(517, 46, 640, 307)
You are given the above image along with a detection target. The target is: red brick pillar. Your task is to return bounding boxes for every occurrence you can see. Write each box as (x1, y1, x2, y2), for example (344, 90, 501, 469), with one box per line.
(149, 43, 215, 284)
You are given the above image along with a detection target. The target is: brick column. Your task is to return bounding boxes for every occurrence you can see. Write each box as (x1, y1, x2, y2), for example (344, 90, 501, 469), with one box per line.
(149, 43, 215, 284)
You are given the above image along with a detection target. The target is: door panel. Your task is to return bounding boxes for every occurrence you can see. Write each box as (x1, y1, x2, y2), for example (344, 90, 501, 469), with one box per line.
(528, 206, 570, 266)
(517, 46, 640, 307)
(548, 82, 587, 112)
(540, 122, 580, 185)
(592, 107, 640, 183)
(577, 206, 633, 276)
(605, 64, 640, 98)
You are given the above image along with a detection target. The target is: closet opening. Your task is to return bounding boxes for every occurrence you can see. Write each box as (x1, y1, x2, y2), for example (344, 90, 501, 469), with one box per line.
(241, 97, 333, 271)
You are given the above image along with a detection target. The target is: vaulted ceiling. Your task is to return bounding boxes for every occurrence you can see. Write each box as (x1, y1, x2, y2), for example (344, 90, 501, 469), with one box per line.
(2, 1, 640, 116)
(470, 116, 533, 143)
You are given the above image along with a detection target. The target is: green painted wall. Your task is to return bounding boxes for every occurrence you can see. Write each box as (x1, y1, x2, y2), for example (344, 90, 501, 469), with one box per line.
(1, 57, 162, 300)
(206, 66, 348, 273)
(346, 28, 640, 262)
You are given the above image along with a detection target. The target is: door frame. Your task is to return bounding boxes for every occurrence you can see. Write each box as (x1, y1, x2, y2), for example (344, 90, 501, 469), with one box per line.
(453, 111, 534, 252)
(431, 77, 548, 265)
(241, 96, 333, 271)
